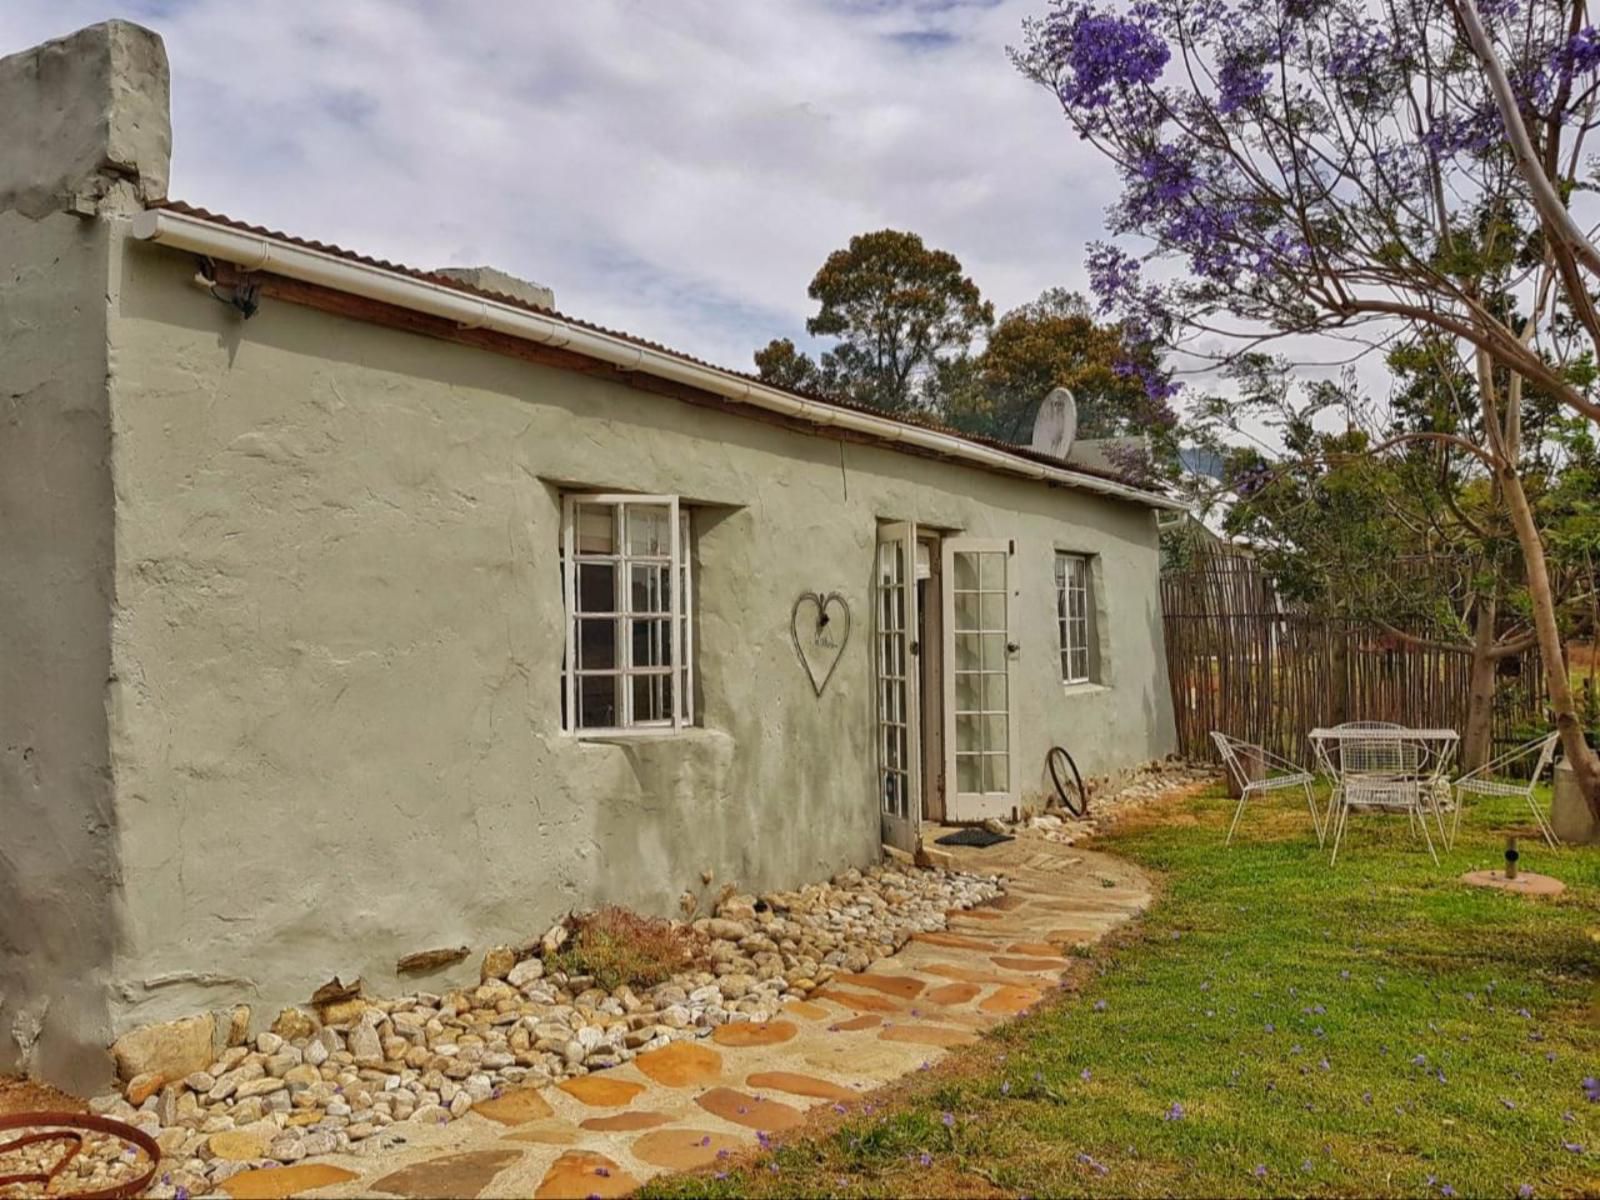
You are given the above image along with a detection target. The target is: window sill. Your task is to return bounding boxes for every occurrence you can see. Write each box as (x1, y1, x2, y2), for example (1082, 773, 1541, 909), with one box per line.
(568, 726, 724, 746)
(1060, 681, 1110, 697)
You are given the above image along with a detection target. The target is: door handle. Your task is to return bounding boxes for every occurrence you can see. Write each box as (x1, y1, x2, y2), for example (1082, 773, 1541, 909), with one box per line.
(1006, 642, 1020, 654)
(910, 640, 920, 655)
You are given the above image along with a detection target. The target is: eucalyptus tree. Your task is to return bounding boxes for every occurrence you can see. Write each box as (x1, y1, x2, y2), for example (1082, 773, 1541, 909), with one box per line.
(1015, 0, 1600, 813)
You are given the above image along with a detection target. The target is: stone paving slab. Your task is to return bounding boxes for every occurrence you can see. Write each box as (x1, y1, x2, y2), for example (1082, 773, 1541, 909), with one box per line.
(225, 836, 1148, 1199)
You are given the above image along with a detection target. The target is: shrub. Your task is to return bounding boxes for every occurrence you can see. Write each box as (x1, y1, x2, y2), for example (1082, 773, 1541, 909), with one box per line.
(545, 906, 708, 992)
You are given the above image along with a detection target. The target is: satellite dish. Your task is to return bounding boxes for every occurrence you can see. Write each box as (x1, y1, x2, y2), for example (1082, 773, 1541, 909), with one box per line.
(1030, 387, 1077, 459)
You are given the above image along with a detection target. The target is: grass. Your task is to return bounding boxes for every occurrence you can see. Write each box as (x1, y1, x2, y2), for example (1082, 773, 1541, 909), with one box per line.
(644, 785, 1600, 1198)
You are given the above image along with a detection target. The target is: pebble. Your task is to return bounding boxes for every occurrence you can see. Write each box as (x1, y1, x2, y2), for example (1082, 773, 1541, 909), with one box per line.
(84, 855, 1004, 1192)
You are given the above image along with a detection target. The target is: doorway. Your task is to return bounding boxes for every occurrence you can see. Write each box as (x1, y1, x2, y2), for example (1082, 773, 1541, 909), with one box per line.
(876, 523, 1017, 844)
(915, 535, 945, 824)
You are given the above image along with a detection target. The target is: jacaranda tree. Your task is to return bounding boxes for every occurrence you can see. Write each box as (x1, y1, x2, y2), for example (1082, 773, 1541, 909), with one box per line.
(1016, 0, 1600, 815)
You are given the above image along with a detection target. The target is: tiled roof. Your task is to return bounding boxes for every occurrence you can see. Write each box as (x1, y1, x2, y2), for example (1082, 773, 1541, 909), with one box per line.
(151, 200, 1160, 495)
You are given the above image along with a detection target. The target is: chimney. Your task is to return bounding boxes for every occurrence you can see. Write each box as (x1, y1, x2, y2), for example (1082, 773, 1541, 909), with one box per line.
(435, 265, 556, 311)
(0, 20, 171, 219)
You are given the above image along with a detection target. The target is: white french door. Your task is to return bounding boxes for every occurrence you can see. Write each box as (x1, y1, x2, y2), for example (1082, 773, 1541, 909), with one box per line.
(942, 538, 1018, 821)
(874, 521, 921, 852)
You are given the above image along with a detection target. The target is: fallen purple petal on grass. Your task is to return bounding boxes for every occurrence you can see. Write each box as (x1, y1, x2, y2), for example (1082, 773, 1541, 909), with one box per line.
(1081, 1068, 1092, 1082)
(1361, 1091, 1372, 1105)
(1518, 1008, 1532, 1019)
(1319, 1058, 1330, 1071)
(1252, 1165, 1267, 1178)
(941, 1112, 955, 1127)
(1562, 1141, 1584, 1154)
(1300, 1160, 1313, 1173)
(1000, 1082, 1011, 1096)
(1164, 1102, 1185, 1121)
(1518, 1186, 1534, 1198)
(595, 1167, 611, 1178)
(1094, 1000, 1108, 1012)
(1501, 1098, 1516, 1110)
(919, 1152, 933, 1167)
(1264, 1023, 1275, 1034)
(1440, 1185, 1456, 1197)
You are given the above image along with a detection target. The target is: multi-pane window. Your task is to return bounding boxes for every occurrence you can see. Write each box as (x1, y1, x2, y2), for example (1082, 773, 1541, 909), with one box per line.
(560, 495, 692, 733)
(1055, 552, 1091, 684)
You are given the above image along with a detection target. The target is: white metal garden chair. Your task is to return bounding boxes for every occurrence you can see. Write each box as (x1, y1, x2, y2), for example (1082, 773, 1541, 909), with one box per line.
(1211, 731, 1324, 846)
(1449, 732, 1562, 850)
(1316, 724, 1437, 866)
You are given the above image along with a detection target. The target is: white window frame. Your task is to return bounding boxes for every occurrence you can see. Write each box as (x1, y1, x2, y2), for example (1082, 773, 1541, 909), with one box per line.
(560, 494, 693, 735)
(1055, 551, 1091, 685)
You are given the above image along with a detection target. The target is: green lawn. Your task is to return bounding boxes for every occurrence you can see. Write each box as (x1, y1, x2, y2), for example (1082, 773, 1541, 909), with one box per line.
(645, 785, 1600, 1198)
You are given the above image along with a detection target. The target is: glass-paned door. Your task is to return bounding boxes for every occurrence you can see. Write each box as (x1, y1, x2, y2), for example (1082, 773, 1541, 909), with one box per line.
(942, 538, 1017, 821)
(875, 521, 920, 852)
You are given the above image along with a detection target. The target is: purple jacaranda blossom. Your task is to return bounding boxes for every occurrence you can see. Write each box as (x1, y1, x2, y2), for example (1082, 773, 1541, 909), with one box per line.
(1047, 2, 1171, 111)
(769, 1163, 781, 1174)
(757, 1132, 772, 1150)
(1217, 52, 1269, 114)
(1094, 999, 1108, 1012)
(1518, 1186, 1534, 1198)
(1318, 1058, 1330, 1071)
(919, 1152, 933, 1167)
(1518, 1008, 1532, 1019)
(1581, 1076, 1599, 1102)
(1440, 1186, 1457, 1197)
(1265, 1023, 1275, 1033)
(1081, 1068, 1092, 1081)
(1000, 1081, 1011, 1096)
(1412, 1054, 1427, 1067)
(595, 1167, 611, 1178)
(1339, 970, 1350, 980)
(699, 1137, 711, 1147)
(1501, 1098, 1516, 1110)
(1164, 1101, 1185, 1121)
(1252, 1164, 1267, 1178)
(1562, 1141, 1584, 1154)
(175, 1189, 190, 1200)
(941, 1112, 955, 1127)
(1301, 1160, 1313, 1173)
(1361, 1090, 1372, 1105)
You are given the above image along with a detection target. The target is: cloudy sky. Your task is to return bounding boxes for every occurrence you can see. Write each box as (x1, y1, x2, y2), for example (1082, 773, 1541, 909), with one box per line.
(3, 0, 1120, 376)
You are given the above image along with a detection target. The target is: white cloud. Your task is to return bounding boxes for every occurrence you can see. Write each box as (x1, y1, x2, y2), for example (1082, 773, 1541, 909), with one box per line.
(2, 0, 1121, 374)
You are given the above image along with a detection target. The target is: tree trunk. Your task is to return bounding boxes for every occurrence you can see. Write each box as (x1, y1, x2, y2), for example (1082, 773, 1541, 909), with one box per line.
(1500, 464, 1600, 820)
(1462, 598, 1498, 771)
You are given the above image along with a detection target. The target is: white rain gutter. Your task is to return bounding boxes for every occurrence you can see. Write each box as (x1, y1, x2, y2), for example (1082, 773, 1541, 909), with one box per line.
(129, 207, 1186, 511)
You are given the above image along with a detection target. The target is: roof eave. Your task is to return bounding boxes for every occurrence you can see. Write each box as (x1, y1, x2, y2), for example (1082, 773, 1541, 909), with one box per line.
(128, 206, 1189, 513)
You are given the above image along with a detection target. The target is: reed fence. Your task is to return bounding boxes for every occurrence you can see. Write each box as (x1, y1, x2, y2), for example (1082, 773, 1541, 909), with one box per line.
(1162, 546, 1547, 763)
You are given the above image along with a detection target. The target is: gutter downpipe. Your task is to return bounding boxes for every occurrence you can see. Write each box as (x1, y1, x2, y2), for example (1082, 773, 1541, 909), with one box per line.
(129, 208, 1185, 511)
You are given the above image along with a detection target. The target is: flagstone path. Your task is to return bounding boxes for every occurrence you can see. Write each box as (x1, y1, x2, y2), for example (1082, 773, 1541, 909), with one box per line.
(216, 836, 1150, 1200)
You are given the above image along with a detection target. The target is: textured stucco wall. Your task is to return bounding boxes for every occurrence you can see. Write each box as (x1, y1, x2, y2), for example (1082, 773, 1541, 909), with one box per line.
(98, 226, 1174, 1037)
(0, 211, 120, 1093)
(0, 21, 169, 219)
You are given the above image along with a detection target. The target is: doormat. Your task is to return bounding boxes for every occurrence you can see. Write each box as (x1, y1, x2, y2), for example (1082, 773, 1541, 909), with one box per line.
(935, 828, 1014, 848)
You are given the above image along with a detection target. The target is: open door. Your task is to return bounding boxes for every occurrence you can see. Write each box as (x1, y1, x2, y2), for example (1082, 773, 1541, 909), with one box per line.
(875, 521, 921, 853)
(942, 538, 1018, 822)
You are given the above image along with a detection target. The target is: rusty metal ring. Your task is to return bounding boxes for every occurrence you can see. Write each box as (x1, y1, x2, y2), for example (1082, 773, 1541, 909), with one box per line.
(0, 1111, 161, 1200)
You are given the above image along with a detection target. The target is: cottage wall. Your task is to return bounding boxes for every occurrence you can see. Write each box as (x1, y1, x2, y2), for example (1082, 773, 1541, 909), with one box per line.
(0, 211, 121, 1092)
(97, 225, 1175, 1040)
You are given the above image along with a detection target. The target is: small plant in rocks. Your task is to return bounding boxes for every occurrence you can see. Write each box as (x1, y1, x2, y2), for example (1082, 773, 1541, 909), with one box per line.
(547, 906, 710, 991)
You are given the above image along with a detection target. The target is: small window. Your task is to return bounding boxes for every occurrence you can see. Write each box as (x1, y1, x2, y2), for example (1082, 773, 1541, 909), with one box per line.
(560, 494, 693, 733)
(1055, 552, 1091, 684)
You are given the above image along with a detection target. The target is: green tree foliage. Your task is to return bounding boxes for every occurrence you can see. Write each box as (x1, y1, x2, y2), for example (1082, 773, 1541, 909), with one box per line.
(946, 288, 1179, 479)
(754, 230, 992, 413)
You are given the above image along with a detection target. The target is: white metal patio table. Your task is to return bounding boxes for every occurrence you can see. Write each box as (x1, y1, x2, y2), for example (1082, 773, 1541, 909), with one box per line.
(1309, 726, 1459, 864)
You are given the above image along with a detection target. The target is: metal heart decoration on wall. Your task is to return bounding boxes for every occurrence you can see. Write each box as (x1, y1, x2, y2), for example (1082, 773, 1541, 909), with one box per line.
(791, 590, 852, 697)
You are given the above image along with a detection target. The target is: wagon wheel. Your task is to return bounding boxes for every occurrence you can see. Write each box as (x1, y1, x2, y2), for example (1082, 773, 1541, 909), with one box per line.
(1046, 746, 1088, 818)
